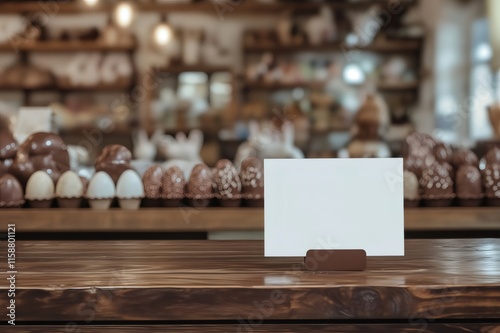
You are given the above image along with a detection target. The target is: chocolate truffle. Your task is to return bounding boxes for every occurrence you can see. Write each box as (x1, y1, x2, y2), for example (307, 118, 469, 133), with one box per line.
(485, 146, 500, 166)
(456, 165, 483, 206)
(482, 164, 500, 206)
(433, 142, 453, 165)
(162, 166, 185, 207)
(95, 144, 132, 184)
(142, 164, 164, 207)
(0, 174, 24, 208)
(404, 170, 419, 207)
(185, 163, 213, 207)
(420, 163, 455, 206)
(452, 148, 478, 169)
(212, 159, 242, 207)
(10, 132, 70, 186)
(0, 131, 18, 177)
(240, 157, 264, 207)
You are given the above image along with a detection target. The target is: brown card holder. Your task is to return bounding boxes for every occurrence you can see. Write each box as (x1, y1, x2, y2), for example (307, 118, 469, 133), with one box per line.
(304, 249, 366, 271)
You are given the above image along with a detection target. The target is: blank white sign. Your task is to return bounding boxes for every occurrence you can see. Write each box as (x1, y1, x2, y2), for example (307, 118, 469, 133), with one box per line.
(264, 158, 404, 257)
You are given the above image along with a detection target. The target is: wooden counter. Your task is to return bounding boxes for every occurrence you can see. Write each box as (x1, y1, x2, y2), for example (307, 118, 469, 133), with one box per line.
(1, 239, 500, 332)
(1, 207, 500, 233)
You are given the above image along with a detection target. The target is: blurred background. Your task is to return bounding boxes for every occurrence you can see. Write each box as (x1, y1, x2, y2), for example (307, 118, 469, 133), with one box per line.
(0, 0, 497, 164)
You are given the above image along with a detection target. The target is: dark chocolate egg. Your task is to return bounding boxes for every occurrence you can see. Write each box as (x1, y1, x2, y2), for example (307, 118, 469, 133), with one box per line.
(186, 164, 213, 199)
(403, 131, 436, 159)
(143, 165, 164, 199)
(213, 159, 241, 199)
(10, 132, 70, 186)
(0, 174, 24, 208)
(95, 145, 132, 184)
(240, 157, 264, 200)
(420, 163, 454, 199)
(162, 166, 185, 199)
(456, 165, 483, 199)
(0, 131, 18, 160)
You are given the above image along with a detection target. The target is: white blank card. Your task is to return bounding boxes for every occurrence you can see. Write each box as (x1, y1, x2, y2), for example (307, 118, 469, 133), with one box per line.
(264, 158, 404, 257)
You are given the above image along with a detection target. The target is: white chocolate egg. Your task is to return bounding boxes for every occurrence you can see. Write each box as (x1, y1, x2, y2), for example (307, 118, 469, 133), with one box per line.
(56, 171, 84, 198)
(25, 171, 55, 200)
(116, 169, 144, 199)
(404, 170, 419, 200)
(86, 171, 116, 199)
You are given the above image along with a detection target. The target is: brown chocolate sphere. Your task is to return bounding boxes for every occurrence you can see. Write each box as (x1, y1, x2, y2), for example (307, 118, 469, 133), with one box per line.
(95, 145, 132, 184)
(10, 132, 70, 186)
(485, 146, 500, 166)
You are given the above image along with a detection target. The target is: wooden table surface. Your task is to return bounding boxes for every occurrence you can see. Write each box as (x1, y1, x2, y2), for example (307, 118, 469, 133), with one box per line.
(1, 239, 500, 332)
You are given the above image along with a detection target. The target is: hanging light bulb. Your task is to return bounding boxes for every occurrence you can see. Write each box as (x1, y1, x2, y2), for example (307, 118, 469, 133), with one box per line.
(153, 15, 173, 47)
(114, 2, 135, 28)
(82, 0, 99, 7)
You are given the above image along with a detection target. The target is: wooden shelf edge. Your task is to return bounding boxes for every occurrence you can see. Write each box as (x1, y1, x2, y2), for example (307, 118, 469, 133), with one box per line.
(0, 41, 135, 53)
(1, 207, 500, 233)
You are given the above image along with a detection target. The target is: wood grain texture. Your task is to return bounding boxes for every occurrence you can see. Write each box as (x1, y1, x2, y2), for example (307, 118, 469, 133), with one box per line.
(1, 208, 500, 232)
(3, 325, 500, 333)
(0, 239, 499, 321)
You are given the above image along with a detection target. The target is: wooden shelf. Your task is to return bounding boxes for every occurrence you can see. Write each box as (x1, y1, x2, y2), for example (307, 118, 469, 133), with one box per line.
(1, 207, 500, 233)
(0, 0, 415, 14)
(243, 81, 419, 91)
(0, 40, 135, 53)
(244, 39, 422, 54)
(155, 65, 232, 75)
(0, 82, 133, 92)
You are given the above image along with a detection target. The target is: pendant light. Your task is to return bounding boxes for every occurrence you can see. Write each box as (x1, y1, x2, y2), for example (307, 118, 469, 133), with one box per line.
(114, 2, 135, 28)
(153, 15, 173, 47)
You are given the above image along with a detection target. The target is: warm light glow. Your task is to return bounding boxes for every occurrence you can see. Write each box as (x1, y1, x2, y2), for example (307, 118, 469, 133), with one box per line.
(83, 0, 99, 6)
(154, 23, 173, 46)
(342, 64, 365, 85)
(114, 2, 135, 28)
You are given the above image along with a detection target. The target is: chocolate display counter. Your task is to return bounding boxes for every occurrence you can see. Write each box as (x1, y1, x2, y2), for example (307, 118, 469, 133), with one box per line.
(2, 207, 500, 237)
(1, 239, 499, 332)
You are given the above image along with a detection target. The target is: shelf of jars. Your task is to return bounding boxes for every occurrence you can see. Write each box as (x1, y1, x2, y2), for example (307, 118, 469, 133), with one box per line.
(1, 207, 500, 233)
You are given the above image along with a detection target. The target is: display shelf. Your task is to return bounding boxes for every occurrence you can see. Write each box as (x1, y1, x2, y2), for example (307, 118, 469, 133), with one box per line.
(0, 82, 133, 92)
(0, 0, 415, 14)
(0, 40, 135, 53)
(244, 39, 422, 54)
(1, 207, 500, 233)
(243, 81, 419, 91)
(155, 65, 232, 75)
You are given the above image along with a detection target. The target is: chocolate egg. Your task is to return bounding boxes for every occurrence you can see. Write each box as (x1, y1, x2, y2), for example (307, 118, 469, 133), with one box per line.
(186, 164, 213, 199)
(403, 132, 436, 159)
(483, 164, 500, 199)
(404, 156, 424, 179)
(420, 163, 454, 204)
(10, 132, 70, 186)
(433, 142, 453, 164)
(240, 157, 264, 200)
(95, 144, 132, 184)
(162, 166, 185, 200)
(453, 148, 478, 169)
(456, 165, 483, 199)
(485, 146, 500, 166)
(213, 159, 242, 200)
(143, 165, 164, 199)
(0, 174, 24, 208)
(26, 171, 55, 201)
(213, 159, 242, 207)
